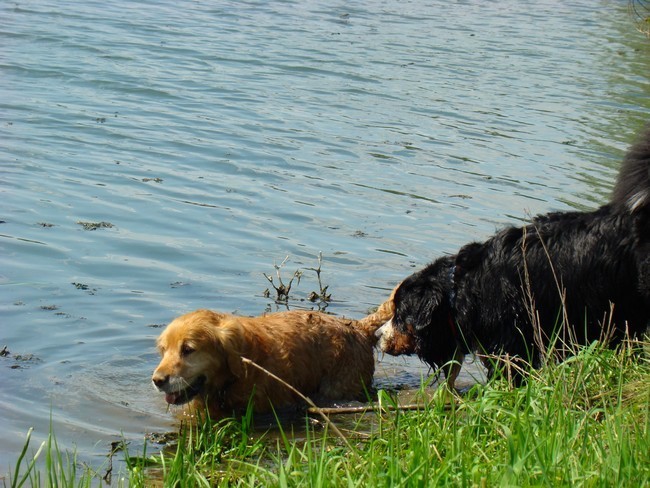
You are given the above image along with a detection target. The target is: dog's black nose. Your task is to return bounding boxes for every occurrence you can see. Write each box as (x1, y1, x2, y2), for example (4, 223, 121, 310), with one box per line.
(152, 374, 169, 389)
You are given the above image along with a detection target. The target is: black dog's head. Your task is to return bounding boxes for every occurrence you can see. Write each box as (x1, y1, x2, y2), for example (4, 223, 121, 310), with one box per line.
(376, 255, 461, 370)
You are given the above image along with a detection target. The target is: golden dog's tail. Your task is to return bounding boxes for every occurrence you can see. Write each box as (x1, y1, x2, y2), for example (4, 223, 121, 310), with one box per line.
(355, 293, 395, 342)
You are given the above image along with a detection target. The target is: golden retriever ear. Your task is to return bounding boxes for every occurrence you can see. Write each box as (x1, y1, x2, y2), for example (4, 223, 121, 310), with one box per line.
(214, 318, 246, 378)
(226, 349, 245, 378)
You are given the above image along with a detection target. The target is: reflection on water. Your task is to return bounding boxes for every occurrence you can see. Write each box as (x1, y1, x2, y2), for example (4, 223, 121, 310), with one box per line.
(1, 0, 650, 474)
(375, 354, 486, 393)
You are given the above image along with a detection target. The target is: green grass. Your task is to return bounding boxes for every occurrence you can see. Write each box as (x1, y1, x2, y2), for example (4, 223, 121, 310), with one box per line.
(6, 341, 649, 487)
(9, 424, 93, 488)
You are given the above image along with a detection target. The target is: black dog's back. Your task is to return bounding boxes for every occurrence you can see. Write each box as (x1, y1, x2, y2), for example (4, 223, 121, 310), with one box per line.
(385, 127, 650, 379)
(457, 127, 650, 363)
(455, 205, 647, 366)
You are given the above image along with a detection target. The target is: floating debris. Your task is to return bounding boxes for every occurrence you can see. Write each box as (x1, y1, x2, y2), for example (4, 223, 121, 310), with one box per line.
(71, 282, 97, 295)
(77, 221, 114, 231)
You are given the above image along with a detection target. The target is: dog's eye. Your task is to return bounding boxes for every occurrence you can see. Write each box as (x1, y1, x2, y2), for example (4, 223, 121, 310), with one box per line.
(181, 344, 195, 356)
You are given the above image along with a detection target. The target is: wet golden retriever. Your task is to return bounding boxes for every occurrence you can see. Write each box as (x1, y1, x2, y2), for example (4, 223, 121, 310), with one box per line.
(152, 299, 394, 418)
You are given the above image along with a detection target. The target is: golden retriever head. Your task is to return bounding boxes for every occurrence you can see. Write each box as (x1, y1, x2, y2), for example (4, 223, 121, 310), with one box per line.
(152, 309, 244, 406)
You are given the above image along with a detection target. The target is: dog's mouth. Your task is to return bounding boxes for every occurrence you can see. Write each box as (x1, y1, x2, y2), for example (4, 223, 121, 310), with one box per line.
(164, 375, 207, 405)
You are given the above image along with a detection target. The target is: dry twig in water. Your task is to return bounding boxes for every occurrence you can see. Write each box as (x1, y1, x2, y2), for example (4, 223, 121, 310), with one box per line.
(305, 252, 331, 303)
(262, 256, 302, 302)
(306, 403, 453, 416)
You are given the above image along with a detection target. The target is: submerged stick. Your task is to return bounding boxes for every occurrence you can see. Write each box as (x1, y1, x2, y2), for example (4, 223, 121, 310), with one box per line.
(307, 402, 454, 416)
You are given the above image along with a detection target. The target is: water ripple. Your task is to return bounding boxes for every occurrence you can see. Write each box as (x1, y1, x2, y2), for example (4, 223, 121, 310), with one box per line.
(1, 0, 650, 470)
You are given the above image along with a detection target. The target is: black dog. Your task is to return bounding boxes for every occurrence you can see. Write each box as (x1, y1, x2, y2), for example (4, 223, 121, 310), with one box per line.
(377, 127, 650, 387)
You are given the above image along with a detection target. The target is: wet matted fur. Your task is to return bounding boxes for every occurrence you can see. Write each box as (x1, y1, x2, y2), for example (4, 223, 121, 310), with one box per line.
(377, 127, 650, 387)
(152, 300, 394, 418)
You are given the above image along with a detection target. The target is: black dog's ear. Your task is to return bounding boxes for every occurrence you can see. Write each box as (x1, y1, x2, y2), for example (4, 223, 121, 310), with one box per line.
(394, 263, 452, 332)
(410, 284, 446, 332)
(456, 242, 485, 272)
(407, 287, 444, 332)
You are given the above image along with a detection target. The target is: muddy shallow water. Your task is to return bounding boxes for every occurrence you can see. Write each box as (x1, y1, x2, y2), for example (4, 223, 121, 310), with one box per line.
(2, 0, 650, 476)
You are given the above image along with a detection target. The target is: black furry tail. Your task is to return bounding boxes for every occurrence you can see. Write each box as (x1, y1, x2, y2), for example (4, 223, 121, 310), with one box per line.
(611, 126, 650, 212)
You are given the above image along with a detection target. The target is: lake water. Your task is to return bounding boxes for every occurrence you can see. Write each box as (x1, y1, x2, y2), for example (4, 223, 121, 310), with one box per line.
(1, 0, 650, 477)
